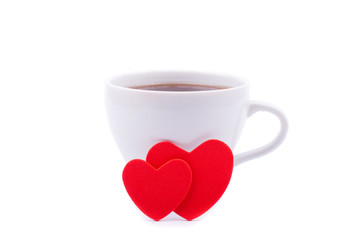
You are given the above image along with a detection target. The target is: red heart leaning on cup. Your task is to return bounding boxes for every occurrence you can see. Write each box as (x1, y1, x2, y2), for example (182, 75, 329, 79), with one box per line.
(146, 139, 233, 220)
(122, 159, 192, 221)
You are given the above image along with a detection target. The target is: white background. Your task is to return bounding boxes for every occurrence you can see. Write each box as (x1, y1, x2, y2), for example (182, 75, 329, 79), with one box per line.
(1, 0, 358, 239)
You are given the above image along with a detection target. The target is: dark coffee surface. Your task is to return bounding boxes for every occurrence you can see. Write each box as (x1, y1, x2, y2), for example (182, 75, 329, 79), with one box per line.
(131, 83, 226, 92)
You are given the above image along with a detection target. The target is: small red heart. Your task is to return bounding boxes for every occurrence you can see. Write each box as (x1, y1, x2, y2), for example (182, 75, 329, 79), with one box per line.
(122, 159, 192, 221)
(146, 139, 233, 220)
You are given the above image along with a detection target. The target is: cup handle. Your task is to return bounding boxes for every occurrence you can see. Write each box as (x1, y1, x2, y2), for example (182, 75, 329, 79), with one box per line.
(233, 100, 288, 166)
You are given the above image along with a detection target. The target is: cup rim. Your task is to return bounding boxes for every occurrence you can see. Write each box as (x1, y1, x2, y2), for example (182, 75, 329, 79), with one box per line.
(106, 71, 249, 94)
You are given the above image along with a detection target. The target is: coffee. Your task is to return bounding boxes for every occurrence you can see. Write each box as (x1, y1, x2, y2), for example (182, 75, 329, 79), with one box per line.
(131, 83, 226, 92)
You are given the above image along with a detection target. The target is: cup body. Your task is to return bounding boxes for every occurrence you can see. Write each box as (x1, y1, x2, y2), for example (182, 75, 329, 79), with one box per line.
(105, 71, 250, 161)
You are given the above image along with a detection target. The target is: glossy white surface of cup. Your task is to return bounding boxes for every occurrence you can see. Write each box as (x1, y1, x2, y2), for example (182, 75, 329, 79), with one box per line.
(105, 71, 288, 166)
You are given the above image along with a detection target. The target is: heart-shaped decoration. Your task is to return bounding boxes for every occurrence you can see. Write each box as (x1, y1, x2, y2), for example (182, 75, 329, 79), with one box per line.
(122, 159, 192, 221)
(146, 139, 233, 220)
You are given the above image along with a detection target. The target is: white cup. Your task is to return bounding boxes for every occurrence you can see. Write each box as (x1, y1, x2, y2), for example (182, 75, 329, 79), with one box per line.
(105, 71, 288, 166)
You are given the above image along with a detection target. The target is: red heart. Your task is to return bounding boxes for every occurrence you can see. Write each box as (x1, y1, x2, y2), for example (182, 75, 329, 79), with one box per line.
(146, 139, 233, 220)
(122, 159, 192, 221)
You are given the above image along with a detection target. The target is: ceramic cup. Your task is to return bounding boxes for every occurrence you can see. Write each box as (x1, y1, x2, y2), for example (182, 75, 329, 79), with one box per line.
(105, 71, 288, 166)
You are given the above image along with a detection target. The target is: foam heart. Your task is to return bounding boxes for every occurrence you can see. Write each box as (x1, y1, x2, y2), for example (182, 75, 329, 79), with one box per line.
(122, 159, 192, 221)
(146, 139, 233, 220)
